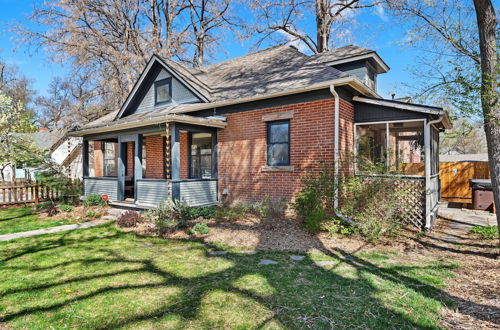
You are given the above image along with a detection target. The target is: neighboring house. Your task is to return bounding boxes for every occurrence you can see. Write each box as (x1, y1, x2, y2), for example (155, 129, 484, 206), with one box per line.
(71, 44, 451, 230)
(1, 129, 83, 181)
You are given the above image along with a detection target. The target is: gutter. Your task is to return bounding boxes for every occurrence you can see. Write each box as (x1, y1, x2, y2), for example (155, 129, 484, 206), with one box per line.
(424, 116, 444, 231)
(329, 85, 357, 227)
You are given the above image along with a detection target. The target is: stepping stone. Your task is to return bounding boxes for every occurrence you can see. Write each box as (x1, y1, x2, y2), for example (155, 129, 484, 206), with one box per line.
(209, 251, 227, 256)
(314, 260, 335, 267)
(107, 209, 127, 217)
(140, 243, 153, 248)
(241, 250, 257, 255)
(101, 215, 117, 221)
(340, 255, 355, 261)
(290, 255, 305, 261)
(258, 259, 278, 265)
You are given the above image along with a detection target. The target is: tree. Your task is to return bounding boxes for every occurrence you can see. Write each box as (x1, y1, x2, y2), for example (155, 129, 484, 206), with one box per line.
(440, 119, 487, 155)
(251, 0, 381, 53)
(0, 94, 44, 181)
(387, 0, 500, 234)
(472, 0, 500, 235)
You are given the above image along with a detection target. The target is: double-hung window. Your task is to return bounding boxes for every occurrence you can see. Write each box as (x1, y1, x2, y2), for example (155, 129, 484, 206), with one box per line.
(103, 142, 116, 176)
(154, 78, 172, 105)
(267, 120, 290, 166)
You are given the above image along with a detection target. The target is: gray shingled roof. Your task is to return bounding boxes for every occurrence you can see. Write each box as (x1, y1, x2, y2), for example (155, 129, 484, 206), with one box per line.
(310, 45, 375, 64)
(16, 130, 64, 150)
(82, 45, 351, 130)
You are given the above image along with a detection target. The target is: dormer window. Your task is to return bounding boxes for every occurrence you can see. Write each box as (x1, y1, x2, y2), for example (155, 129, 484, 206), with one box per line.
(154, 78, 172, 105)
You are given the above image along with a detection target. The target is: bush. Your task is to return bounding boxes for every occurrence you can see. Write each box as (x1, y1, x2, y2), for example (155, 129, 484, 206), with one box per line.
(470, 225, 498, 240)
(85, 211, 101, 219)
(84, 194, 106, 206)
(34, 201, 59, 216)
(325, 218, 355, 237)
(214, 204, 249, 222)
(251, 195, 286, 222)
(144, 199, 191, 235)
(191, 222, 210, 235)
(58, 204, 74, 212)
(186, 206, 216, 220)
(117, 211, 143, 228)
(35, 201, 53, 210)
(291, 188, 327, 233)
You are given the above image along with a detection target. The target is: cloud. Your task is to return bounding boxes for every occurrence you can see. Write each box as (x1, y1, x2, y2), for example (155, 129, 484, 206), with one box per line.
(374, 4, 389, 22)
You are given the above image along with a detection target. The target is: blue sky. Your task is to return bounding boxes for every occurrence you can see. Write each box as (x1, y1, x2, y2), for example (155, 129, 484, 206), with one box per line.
(0, 0, 426, 99)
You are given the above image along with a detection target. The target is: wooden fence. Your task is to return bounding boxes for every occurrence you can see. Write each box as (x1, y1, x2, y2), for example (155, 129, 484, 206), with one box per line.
(0, 184, 61, 207)
(440, 161, 490, 204)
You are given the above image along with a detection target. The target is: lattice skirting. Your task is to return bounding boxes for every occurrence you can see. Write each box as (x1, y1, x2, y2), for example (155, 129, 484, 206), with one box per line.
(357, 176, 426, 229)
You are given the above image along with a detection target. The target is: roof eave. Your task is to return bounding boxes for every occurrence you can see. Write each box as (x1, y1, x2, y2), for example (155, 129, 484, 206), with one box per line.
(326, 52, 390, 73)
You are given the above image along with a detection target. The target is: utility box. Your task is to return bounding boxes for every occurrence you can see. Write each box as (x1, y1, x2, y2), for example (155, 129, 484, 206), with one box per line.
(470, 179, 495, 212)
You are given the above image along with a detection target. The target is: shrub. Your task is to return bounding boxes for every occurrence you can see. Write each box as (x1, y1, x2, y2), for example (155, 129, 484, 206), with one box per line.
(186, 206, 216, 220)
(35, 201, 53, 210)
(214, 204, 249, 222)
(85, 211, 101, 219)
(470, 225, 498, 240)
(192, 222, 210, 235)
(58, 204, 74, 212)
(251, 195, 286, 222)
(291, 188, 326, 233)
(144, 199, 191, 235)
(324, 218, 355, 237)
(117, 211, 143, 228)
(84, 194, 106, 206)
(34, 201, 58, 216)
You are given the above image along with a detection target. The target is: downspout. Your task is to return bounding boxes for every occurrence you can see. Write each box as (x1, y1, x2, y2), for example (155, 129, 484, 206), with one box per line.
(329, 85, 357, 226)
(424, 116, 444, 231)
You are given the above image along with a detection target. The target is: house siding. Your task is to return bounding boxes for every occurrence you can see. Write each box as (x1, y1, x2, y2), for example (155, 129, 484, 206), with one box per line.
(135, 69, 199, 114)
(217, 97, 354, 204)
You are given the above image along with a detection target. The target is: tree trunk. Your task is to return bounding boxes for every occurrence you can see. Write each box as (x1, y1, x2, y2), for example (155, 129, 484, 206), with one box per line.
(315, 0, 329, 53)
(472, 0, 500, 241)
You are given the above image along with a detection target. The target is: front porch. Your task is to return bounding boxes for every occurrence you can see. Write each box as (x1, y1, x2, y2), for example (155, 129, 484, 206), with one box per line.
(81, 116, 225, 209)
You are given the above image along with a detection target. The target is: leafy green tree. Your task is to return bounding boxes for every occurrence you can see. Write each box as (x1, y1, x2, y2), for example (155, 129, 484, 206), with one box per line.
(0, 93, 44, 181)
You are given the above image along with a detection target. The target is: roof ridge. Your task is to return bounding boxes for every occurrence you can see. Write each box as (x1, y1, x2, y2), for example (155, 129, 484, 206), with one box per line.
(201, 43, 292, 70)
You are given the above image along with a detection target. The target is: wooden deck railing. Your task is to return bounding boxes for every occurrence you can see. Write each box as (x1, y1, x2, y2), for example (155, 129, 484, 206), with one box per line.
(0, 184, 61, 206)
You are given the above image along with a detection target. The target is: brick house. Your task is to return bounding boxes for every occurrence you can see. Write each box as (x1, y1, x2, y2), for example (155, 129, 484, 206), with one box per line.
(71, 45, 451, 229)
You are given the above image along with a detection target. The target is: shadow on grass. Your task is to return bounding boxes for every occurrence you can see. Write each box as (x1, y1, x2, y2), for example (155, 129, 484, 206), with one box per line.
(0, 224, 498, 328)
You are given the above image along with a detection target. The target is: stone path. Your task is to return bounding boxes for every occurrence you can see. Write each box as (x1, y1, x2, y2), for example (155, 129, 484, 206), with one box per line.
(0, 208, 124, 242)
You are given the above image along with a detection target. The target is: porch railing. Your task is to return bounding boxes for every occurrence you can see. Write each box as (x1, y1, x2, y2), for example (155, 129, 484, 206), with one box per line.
(136, 179, 169, 206)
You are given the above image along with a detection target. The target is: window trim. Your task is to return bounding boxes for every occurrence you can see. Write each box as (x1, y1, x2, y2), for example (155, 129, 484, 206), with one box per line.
(266, 119, 291, 166)
(154, 77, 172, 105)
(188, 132, 213, 179)
(102, 142, 116, 177)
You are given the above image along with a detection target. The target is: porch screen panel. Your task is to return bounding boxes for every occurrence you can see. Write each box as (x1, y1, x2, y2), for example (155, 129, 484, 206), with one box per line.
(388, 121, 424, 175)
(430, 127, 439, 175)
(356, 123, 387, 174)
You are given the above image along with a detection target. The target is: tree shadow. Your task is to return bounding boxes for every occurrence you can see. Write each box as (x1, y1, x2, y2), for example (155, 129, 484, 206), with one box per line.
(0, 222, 498, 328)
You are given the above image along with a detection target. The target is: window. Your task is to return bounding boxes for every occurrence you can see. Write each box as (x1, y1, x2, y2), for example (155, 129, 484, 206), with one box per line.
(154, 78, 172, 105)
(267, 120, 290, 166)
(190, 132, 212, 179)
(141, 138, 147, 177)
(103, 142, 116, 176)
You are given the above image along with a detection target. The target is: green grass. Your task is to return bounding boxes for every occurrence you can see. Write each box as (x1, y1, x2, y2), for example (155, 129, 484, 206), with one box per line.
(470, 225, 499, 240)
(0, 223, 458, 329)
(0, 207, 72, 235)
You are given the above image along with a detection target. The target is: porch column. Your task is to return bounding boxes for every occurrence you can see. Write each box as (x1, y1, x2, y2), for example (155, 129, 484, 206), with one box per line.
(134, 134, 143, 200)
(424, 121, 431, 229)
(82, 139, 89, 178)
(170, 123, 181, 199)
(117, 141, 126, 201)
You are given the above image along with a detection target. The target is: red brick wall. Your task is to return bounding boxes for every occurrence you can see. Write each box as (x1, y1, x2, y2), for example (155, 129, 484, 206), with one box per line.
(93, 141, 103, 177)
(218, 97, 354, 203)
(144, 136, 164, 179)
(180, 131, 189, 179)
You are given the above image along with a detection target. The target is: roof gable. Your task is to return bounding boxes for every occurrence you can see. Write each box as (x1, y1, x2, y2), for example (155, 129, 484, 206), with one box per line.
(115, 55, 210, 119)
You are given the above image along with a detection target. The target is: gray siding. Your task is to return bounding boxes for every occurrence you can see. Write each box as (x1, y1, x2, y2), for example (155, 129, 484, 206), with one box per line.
(332, 60, 376, 90)
(354, 102, 427, 123)
(180, 180, 217, 206)
(83, 178, 118, 201)
(135, 69, 199, 114)
(136, 179, 169, 206)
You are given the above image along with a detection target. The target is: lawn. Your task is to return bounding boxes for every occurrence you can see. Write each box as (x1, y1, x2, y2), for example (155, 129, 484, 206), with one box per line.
(0, 207, 72, 235)
(0, 222, 458, 329)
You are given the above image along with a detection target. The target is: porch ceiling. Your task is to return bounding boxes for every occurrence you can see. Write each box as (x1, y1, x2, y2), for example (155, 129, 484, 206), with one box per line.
(69, 113, 227, 136)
